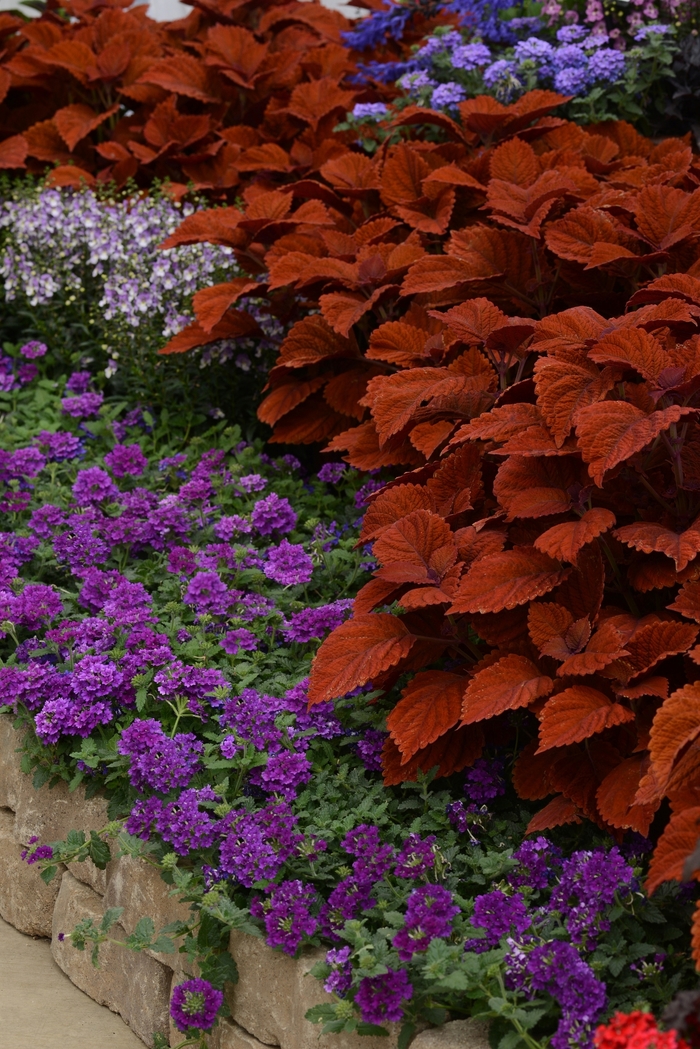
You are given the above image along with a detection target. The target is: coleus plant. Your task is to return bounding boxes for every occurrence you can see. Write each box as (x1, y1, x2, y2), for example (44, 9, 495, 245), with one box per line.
(170, 90, 700, 953)
(0, 0, 363, 193)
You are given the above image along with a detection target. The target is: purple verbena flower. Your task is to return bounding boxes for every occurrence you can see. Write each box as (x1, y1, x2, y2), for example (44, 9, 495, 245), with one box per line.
(170, 978, 223, 1032)
(251, 493, 297, 536)
(263, 541, 313, 586)
(394, 833, 436, 879)
(355, 968, 413, 1025)
(393, 885, 459, 960)
(250, 879, 318, 955)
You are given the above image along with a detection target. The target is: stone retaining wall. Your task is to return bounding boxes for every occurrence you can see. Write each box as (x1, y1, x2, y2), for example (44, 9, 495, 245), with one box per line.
(0, 715, 490, 1049)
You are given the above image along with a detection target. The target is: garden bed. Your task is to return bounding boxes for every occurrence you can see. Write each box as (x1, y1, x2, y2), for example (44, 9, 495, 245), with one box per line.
(0, 713, 488, 1049)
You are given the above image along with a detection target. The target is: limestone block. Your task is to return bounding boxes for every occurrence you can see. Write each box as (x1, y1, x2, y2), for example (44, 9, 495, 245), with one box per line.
(13, 772, 109, 849)
(214, 1019, 276, 1049)
(411, 1019, 491, 1049)
(103, 853, 192, 966)
(52, 871, 171, 1046)
(66, 855, 109, 896)
(226, 929, 297, 1046)
(0, 712, 26, 811)
(0, 807, 63, 937)
(227, 933, 398, 1049)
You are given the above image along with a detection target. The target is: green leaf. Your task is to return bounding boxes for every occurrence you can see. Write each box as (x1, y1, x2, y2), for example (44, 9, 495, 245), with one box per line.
(306, 1004, 337, 1025)
(40, 864, 58, 884)
(357, 1024, 390, 1037)
(436, 971, 471, 991)
(88, 832, 111, 870)
(398, 1023, 416, 1049)
(201, 951, 239, 988)
(100, 907, 124, 932)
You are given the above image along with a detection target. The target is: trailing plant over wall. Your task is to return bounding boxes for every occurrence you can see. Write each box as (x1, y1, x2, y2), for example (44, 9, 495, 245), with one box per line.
(171, 89, 700, 955)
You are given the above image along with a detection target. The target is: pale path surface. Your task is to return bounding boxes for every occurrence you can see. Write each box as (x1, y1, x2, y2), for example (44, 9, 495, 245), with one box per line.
(0, 915, 143, 1049)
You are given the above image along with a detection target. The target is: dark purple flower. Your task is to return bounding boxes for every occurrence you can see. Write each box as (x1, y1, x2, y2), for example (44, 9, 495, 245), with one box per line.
(317, 463, 346, 484)
(548, 847, 634, 947)
(251, 879, 318, 955)
(506, 940, 606, 1049)
(469, 890, 531, 950)
(356, 729, 386, 772)
(61, 392, 103, 419)
(213, 514, 252, 540)
(239, 473, 267, 493)
(393, 885, 459, 960)
(183, 571, 230, 615)
(324, 946, 352, 997)
(464, 757, 506, 803)
(119, 719, 202, 793)
(355, 968, 413, 1025)
(24, 842, 54, 865)
(251, 493, 297, 536)
(219, 801, 303, 886)
(509, 837, 561, 891)
(104, 443, 148, 478)
(72, 467, 118, 506)
(10, 584, 63, 629)
(20, 341, 47, 359)
(394, 833, 436, 879)
(170, 978, 223, 1032)
(221, 628, 258, 655)
(155, 787, 218, 855)
(263, 541, 313, 586)
(9, 447, 45, 477)
(65, 371, 92, 394)
(259, 750, 312, 799)
(282, 600, 353, 643)
(34, 431, 82, 462)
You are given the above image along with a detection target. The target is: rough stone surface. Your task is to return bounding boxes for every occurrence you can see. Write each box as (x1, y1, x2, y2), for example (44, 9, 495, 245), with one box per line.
(227, 932, 399, 1049)
(52, 871, 171, 1045)
(0, 712, 27, 811)
(411, 1019, 491, 1049)
(13, 772, 109, 849)
(0, 807, 63, 937)
(66, 855, 110, 896)
(103, 853, 192, 966)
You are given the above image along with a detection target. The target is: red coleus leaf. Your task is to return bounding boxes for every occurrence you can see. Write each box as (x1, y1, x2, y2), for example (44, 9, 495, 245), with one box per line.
(575, 402, 696, 487)
(646, 807, 700, 894)
(53, 102, 120, 151)
(534, 509, 616, 563)
(461, 654, 552, 725)
(387, 671, 467, 760)
(536, 686, 634, 752)
(307, 613, 416, 705)
(159, 312, 258, 355)
(372, 509, 457, 586)
(193, 279, 260, 334)
(614, 521, 700, 572)
(450, 548, 569, 615)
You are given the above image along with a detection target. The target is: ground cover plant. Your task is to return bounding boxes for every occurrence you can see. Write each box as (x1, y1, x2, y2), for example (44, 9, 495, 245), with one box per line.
(0, 337, 696, 1049)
